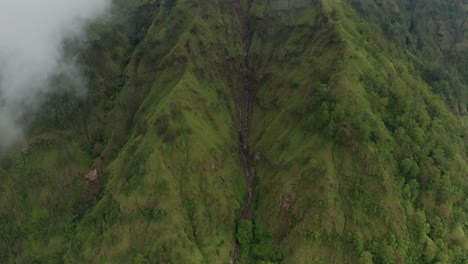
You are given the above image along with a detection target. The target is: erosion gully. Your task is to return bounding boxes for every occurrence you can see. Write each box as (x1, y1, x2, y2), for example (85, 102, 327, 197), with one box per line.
(229, 0, 255, 263)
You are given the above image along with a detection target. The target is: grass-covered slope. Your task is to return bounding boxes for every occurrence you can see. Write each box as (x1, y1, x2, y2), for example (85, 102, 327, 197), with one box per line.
(1, 0, 246, 262)
(350, 0, 468, 115)
(244, 1, 467, 263)
(67, 1, 248, 263)
(0, 0, 466, 263)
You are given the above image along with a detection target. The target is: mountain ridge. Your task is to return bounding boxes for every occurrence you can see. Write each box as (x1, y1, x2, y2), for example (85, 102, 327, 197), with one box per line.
(0, 0, 466, 263)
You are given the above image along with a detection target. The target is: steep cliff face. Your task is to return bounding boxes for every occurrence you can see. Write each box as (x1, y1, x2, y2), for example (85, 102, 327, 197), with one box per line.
(0, 0, 466, 263)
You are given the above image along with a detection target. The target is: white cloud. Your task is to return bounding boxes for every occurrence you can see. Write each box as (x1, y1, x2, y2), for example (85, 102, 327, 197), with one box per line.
(0, 0, 110, 150)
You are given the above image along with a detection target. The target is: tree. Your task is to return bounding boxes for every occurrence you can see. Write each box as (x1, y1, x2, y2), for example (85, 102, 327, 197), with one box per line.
(400, 158, 420, 180)
(360, 251, 374, 264)
(236, 219, 253, 247)
(353, 232, 365, 253)
(423, 238, 436, 263)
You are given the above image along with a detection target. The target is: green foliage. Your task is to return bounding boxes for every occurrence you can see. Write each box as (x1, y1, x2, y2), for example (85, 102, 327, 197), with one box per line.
(423, 238, 437, 263)
(0, 0, 466, 263)
(251, 236, 281, 262)
(350, 0, 468, 113)
(400, 158, 420, 180)
(353, 232, 365, 253)
(236, 219, 253, 247)
(359, 251, 374, 264)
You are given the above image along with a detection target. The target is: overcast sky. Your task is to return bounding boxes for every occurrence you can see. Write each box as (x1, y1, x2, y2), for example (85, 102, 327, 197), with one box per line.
(0, 0, 110, 150)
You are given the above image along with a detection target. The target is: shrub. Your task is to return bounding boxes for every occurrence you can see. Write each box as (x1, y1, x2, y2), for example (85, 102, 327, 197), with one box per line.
(236, 219, 253, 247)
(251, 237, 281, 261)
(360, 251, 374, 264)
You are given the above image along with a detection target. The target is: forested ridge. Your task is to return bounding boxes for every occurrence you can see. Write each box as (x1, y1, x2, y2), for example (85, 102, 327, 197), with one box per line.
(0, 0, 466, 263)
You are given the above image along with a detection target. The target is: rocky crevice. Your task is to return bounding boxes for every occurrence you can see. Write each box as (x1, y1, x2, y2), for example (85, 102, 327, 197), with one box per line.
(229, 0, 256, 263)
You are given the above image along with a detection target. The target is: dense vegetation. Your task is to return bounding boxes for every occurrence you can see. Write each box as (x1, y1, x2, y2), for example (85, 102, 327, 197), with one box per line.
(0, 0, 466, 263)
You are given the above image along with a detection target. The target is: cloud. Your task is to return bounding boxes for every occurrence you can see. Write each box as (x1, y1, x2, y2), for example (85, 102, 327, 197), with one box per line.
(0, 0, 110, 150)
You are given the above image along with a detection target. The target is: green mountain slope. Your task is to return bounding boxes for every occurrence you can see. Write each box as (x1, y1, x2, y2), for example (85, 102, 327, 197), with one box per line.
(0, 0, 466, 263)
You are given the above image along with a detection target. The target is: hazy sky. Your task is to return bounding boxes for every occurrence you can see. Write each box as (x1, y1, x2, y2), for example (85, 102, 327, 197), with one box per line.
(0, 0, 110, 150)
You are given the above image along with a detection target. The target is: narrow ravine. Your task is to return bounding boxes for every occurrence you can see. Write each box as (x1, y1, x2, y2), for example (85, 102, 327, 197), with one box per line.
(230, 0, 255, 263)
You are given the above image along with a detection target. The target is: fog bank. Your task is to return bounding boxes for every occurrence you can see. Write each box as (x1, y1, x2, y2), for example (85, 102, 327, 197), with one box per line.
(0, 0, 110, 150)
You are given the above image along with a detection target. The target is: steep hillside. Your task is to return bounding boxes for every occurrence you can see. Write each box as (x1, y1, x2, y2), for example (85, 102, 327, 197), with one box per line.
(247, 1, 467, 263)
(0, 0, 466, 263)
(350, 0, 468, 114)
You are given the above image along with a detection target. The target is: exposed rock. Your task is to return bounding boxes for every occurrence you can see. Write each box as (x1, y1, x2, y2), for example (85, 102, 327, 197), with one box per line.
(84, 168, 99, 183)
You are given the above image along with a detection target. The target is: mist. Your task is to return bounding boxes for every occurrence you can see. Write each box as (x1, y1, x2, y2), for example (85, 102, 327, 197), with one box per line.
(0, 0, 110, 150)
